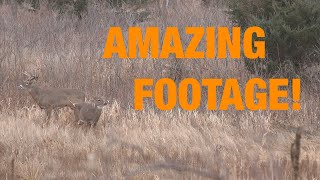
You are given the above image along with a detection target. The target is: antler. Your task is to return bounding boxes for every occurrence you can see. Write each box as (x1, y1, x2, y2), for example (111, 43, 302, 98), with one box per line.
(22, 71, 31, 77)
(68, 99, 76, 107)
(22, 71, 38, 81)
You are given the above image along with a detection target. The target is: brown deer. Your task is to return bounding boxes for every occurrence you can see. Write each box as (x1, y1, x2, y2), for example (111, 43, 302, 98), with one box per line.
(19, 72, 85, 121)
(69, 97, 107, 127)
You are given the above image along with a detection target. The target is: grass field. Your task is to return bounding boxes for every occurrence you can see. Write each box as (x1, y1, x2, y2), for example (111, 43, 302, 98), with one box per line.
(0, 1, 320, 179)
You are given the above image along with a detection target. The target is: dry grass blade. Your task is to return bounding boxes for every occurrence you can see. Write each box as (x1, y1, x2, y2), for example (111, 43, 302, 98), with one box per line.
(0, 76, 8, 90)
(126, 161, 220, 179)
(0, 1, 320, 179)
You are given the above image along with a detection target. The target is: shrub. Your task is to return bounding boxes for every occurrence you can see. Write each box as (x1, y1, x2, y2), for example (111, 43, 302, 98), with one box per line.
(105, 0, 151, 8)
(47, 0, 87, 19)
(228, 0, 320, 76)
(73, 0, 87, 19)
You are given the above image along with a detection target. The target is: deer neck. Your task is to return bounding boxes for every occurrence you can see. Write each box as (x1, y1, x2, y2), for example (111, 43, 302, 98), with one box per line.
(97, 106, 103, 110)
(28, 85, 42, 100)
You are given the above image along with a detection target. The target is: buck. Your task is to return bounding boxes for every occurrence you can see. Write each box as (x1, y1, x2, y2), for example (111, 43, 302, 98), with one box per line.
(19, 72, 86, 121)
(69, 97, 107, 127)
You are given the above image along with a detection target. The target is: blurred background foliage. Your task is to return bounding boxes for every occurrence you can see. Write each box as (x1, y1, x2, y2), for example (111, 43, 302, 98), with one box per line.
(1, 0, 320, 77)
(228, 0, 320, 77)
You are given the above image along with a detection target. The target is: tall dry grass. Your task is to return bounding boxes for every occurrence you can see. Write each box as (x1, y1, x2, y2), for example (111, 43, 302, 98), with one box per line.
(0, 0, 320, 179)
(0, 0, 245, 110)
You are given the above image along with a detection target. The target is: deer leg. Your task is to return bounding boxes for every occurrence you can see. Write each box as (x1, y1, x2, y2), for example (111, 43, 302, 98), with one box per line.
(90, 122, 95, 128)
(45, 107, 53, 121)
(78, 120, 85, 125)
(90, 121, 97, 128)
(73, 108, 80, 122)
(52, 108, 59, 120)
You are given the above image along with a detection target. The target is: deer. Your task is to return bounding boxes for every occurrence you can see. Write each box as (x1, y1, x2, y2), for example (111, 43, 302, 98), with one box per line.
(19, 72, 86, 122)
(69, 97, 107, 128)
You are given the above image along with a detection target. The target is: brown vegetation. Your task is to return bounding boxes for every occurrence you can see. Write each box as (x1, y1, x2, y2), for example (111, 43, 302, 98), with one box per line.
(0, 1, 320, 179)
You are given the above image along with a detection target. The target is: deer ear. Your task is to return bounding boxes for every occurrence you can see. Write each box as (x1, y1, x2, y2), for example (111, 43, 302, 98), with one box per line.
(18, 84, 25, 89)
(29, 76, 38, 81)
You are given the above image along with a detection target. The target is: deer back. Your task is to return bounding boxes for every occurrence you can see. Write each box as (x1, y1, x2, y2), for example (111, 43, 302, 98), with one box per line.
(28, 85, 85, 109)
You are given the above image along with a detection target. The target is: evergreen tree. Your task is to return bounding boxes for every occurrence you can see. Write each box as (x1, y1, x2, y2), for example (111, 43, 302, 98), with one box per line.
(228, 0, 320, 76)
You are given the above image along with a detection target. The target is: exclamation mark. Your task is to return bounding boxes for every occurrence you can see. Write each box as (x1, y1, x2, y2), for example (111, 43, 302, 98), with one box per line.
(292, 79, 301, 110)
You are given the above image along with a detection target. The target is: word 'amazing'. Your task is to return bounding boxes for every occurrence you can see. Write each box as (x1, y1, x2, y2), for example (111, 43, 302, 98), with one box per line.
(102, 27, 265, 59)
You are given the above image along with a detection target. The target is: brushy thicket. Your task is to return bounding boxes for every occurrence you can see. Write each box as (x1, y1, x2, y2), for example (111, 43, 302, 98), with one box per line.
(0, 0, 240, 110)
(0, 0, 320, 179)
(1, 0, 154, 19)
(228, 0, 320, 76)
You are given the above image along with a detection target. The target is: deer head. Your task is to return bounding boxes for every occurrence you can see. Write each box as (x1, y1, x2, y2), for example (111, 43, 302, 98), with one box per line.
(19, 72, 39, 89)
